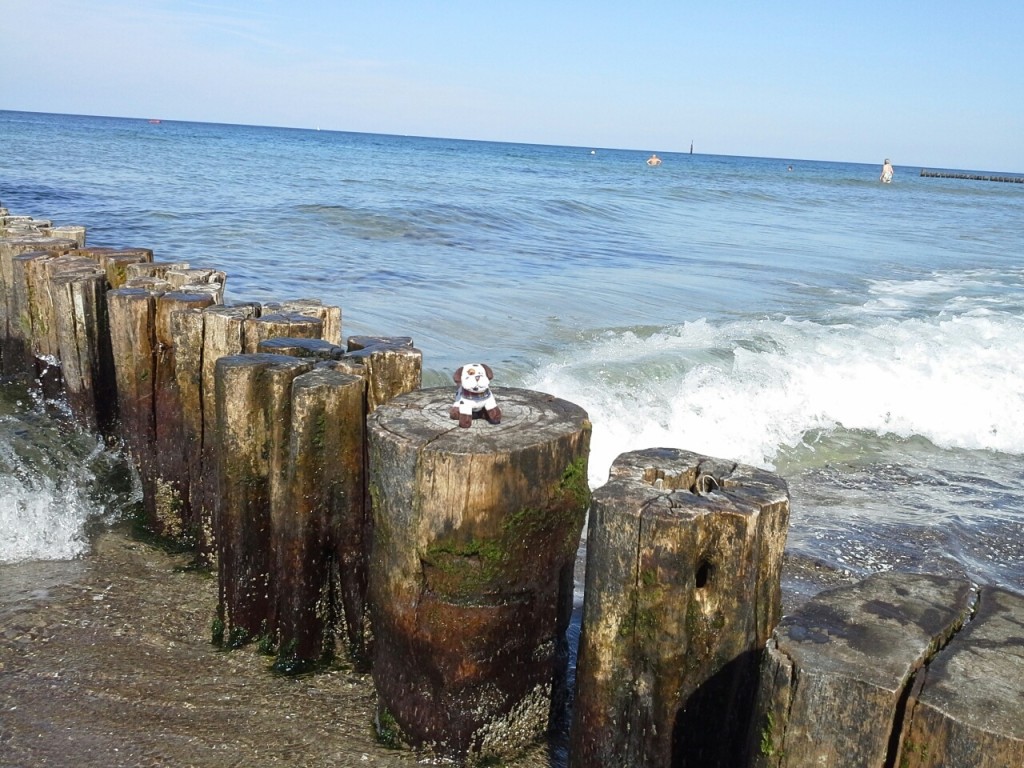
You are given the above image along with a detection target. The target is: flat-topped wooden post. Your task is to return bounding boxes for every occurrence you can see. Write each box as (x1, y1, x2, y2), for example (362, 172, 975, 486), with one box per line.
(367, 386, 591, 763)
(152, 291, 219, 543)
(343, 335, 420, 412)
(896, 584, 1024, 768)
(274, 367, 366, 671)
(214, 353, 316, 647)
(752, 571, 976, 768)
(51, 267, 117, 434)
(0, 235, 77, 375)
(571, 447, 790, 768)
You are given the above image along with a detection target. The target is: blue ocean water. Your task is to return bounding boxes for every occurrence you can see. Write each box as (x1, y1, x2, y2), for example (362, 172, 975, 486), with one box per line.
(2, 110, 1023, 600)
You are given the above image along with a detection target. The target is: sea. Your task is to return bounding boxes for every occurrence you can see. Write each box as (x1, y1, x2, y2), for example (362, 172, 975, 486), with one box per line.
(2, 109, 1023, 605)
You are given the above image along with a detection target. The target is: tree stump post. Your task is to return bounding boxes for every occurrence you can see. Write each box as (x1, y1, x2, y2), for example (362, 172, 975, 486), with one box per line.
(51, 268, 117, 434)
(152, 291, 219, 543)
(243, 311, 324, 354)
(751, 572, 975, 768)
(0, 236, 76, 375)
(274, 367, 366, 672)
(107, 286, 160, 517)
(214, 353, 315, 648)
(570, 447, 790, 768)
(343, 336, 421, 412)
(896, 585, 1023, 768)
(367, 386, 591, 763)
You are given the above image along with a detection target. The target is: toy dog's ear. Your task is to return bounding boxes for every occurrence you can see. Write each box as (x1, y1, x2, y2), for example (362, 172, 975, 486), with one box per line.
(482, 364, 494, 380)
(453, 366, 464, 384)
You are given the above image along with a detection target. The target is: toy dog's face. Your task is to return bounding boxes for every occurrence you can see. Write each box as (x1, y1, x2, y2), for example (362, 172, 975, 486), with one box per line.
(455, 363, 493, 394)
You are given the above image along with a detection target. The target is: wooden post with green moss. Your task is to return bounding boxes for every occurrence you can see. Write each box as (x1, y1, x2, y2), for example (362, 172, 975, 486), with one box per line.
(274, 367, 366, 672)
(107, 285, 161, 521)
(366, 386, 591, 764)
(0, 236, 77, 375)
(570, 447, 790, 768)
(152, 291, 219, 544)
(214, 353, 316, 648)
(749, 572, 1022, 768)
(51, 267, 117, 434)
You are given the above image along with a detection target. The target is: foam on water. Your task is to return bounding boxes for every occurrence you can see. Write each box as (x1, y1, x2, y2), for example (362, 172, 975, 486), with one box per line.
(526, 285, 1024, 488)
(0, 396, 137, 564)
(0, 460, 92, 562)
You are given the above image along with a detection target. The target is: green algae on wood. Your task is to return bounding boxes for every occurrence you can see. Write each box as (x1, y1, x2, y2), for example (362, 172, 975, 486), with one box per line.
(367, 386, 591, 764)
(571, 447, 791, 768)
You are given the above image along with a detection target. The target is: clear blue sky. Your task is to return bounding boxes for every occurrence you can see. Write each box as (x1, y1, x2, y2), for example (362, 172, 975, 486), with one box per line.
(4, 1, 1023, 171)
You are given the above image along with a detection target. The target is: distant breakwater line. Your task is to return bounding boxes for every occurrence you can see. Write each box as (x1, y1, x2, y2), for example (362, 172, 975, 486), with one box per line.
(920, 169, 1024, 183)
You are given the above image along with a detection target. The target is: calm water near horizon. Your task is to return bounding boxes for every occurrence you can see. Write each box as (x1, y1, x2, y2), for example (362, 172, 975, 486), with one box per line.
(2, 109, 1023, 605)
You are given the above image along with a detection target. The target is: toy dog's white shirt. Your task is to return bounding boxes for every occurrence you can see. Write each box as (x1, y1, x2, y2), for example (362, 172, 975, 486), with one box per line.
(450, 363, 501, 427)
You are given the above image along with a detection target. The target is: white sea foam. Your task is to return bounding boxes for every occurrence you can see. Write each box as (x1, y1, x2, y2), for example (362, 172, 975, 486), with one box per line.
(526, 309, 1024, 488)
(0, 473, 92, 563)
(0, 413, 130, 564)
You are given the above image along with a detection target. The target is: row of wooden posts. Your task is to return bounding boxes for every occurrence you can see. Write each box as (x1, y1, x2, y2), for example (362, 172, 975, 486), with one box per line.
(919, 169, 1024, 183)
(3, 204, 1021, 767)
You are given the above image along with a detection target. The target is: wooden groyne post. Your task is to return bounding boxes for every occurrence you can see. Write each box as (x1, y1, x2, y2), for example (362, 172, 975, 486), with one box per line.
(366, 386, 591, 763)
(571, 447, 790, 768)
(897, 585, 1024, 767)
(0, 235, 78, 376)
(214, 337, 422, 670)
(751, 571, 1024, 767)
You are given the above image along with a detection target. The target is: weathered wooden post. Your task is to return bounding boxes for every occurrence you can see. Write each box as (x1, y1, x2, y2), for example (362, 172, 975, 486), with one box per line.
(33, 254, 106, 398)
(571, 447, 790, 768)
(274, 367, 366, 672)
(243, 311, 324, 353)
(152, 290, 219, 543)
(256, 337, 345, 360)
(302, 335, 421, 670)
(186, 303, 260, 553)
(751, 571, 975, 768)
(214, 353, 315, 647)
(48, 224, 87, 247)
(367, 386, 591, 763)
(50, 266, 117, 434)
(124, 260, 191, 284)
(107, 286, 161, 524)
(0, 236, 77, 374)
(263, 299, 342, 346)
(343, 335, 421, 412)
(895, 585, 1024, 767)
(61, 246, 153, 289)
(11, 250, 61, 381)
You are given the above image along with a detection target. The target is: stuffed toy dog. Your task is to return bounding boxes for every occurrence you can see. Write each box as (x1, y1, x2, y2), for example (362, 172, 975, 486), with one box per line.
(450, 363, 501, 428)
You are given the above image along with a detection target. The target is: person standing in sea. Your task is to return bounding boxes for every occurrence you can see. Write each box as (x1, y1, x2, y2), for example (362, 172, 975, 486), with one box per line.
(880, 158, 894, 183)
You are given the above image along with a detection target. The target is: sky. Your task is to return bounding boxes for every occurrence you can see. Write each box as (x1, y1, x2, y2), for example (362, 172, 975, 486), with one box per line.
(3, 1, 1023, 172)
